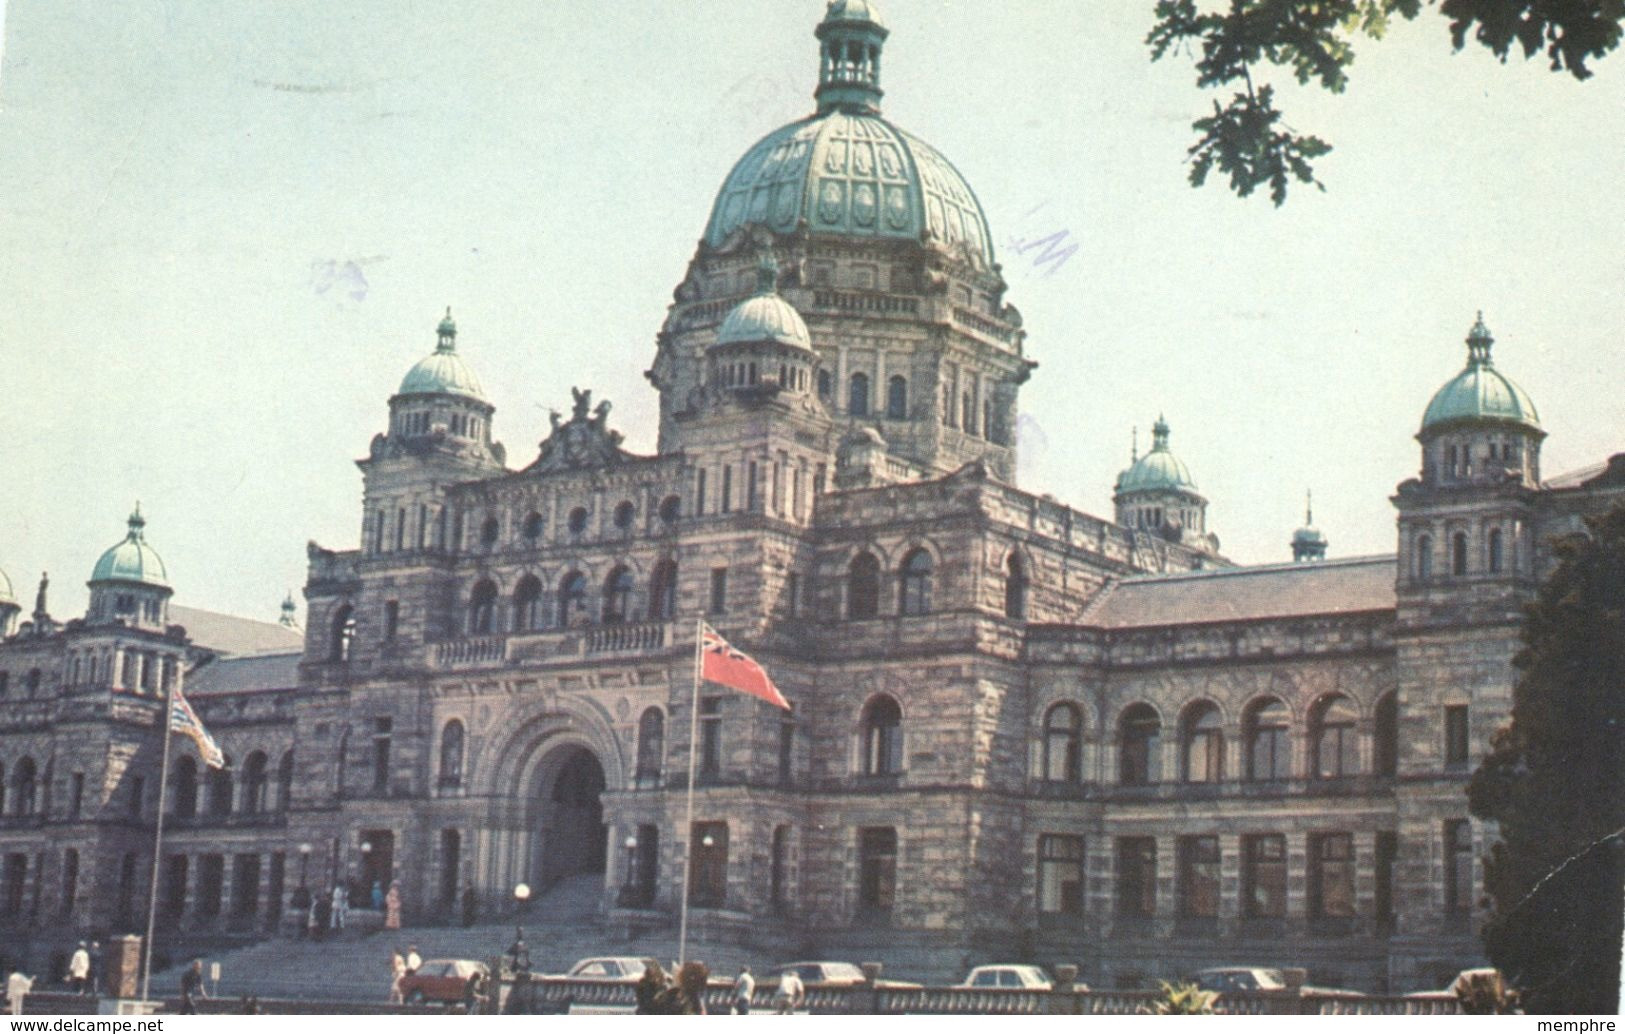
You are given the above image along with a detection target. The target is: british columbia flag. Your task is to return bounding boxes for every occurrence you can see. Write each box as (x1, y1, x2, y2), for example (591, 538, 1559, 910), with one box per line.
(170, 685, 226, 769)
(701, 623, 790, 710)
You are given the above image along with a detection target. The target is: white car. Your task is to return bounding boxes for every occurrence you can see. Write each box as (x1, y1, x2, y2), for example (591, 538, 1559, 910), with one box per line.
(767, 961, 921, 989)
(557, 956, 659, 983)
(960, 965, 1056, 990)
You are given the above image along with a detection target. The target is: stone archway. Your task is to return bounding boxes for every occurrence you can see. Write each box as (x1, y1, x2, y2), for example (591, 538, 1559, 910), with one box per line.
(531, 744, 607, 890)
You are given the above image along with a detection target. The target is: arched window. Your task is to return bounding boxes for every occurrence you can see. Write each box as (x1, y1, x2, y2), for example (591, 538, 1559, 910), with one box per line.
(1181, 702, 1224, 783)
(614, 501, 636, 531)
(329, 605, 356, 662)
(468, 579, 497, 634)
(440, 720, 465, 787)
(861, 695, 903, 775)
(173, 756, 198, 818)
(513, 575, 542, 632)
(848, 552, 880, 619)
(558, 571, 587, 627)
(479, 516, 500, 547)
(568, 506, 589, 537)
(817, 369, 832, 401)
(1374, 692, 1398, 777)
(899, 549, 933, 616)
(1312, 694, 1359, 778)
(1042, 703, 1082, 783)
(13, 757, 37, 816)
(848, 372, 870, 417)
(522, 512, 545, 542)
(1416, 535, 1433, 580)
(241, 751, 268, 815)
(658, 495, 681, 525)
(1488, 528, 1504, 573)
(635, 708, 664, 785)
(649, 560, 678, 621)
(1004, 553, 1028, 620)
(207, 760, 233, 817)
(1118, 705, 1161, 785)
(1452, 532, 1469, 576)
(603, 566, 635, 623)
(276, 750, 294, 811)
(1245, 698, 1290, 781)
(886, 375, 907, 419)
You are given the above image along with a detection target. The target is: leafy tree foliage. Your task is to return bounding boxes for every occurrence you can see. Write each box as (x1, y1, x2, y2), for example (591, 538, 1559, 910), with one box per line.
(1150, 1, 1625, 204)
(1467, 504, 1625, 1014)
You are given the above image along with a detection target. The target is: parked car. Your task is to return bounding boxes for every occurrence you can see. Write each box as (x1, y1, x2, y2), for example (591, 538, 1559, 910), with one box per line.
(959, 965, 1056, 990)
(764, 961, 922, 990)
(400, 959, 488, 1006)
(1187, 967, 1289, 993)
(554, 956, 659, 983)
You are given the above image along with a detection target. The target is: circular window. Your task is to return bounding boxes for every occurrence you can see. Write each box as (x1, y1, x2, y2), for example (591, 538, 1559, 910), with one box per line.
(480, 517, 500, 546)
(522, 512, 544, 541)
(614, 501, 636, 530)
(658, 495, 681, 525)
(568, 507, 589, 535)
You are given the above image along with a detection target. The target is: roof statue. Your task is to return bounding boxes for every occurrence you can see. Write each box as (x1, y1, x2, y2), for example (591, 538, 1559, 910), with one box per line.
(528, 388, 631, 474)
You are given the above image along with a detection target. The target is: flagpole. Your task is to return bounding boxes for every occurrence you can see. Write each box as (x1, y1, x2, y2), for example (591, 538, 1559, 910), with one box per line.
(677, 615, 704, 966)
(140, 668, 178, 1003)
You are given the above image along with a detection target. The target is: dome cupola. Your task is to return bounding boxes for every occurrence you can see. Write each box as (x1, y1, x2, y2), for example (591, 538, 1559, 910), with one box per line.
(87, 506, 173, 629)
(0, 563, 18, 638)
(1420, 313, 1540, 434)
(710, 254, 819, 399)
(1291, 491, 1328, 562)
(1114, 417, 1214, 550)
(398, 308, 488, 403)
(815, 0, 888, 115)
(716, 254, 812, 349)
(90, 506, 169, 589)
(1115, 417, 1197, 495)
(1416, 314, 1544, 488)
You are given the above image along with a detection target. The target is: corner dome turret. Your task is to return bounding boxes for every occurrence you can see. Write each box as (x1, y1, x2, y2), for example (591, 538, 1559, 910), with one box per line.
(716, 256, 812, 350)
(1420, 314, 1541, 435)
(1115, 417, 1198, 495)
(398, 308, 488, 403)
(90, 506, 169, 589)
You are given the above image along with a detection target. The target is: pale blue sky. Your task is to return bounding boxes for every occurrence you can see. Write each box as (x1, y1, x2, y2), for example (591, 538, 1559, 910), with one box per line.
(2, 1, 1621, 623)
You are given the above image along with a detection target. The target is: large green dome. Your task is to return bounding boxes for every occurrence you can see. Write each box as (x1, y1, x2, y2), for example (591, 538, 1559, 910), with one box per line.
(398, 309, 488, 403)
(1420, 315, 1540, 434)
(702, 2, 993, 266)
(1116, 418, 1198, 495)
(90, 508, 169, 588)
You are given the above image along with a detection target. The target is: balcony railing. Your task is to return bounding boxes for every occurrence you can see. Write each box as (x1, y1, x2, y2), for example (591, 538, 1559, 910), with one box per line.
(586, 622, 667, 655)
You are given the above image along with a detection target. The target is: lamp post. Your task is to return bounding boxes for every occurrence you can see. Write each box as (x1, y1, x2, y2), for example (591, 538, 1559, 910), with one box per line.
(621, 835, 638, 906)
(513, 881, 531, 918)
(297, 842, 312, 889)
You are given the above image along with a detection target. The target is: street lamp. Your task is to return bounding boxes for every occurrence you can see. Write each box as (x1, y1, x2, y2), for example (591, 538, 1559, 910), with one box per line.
(621, 836, 639, 905)
(297, 842, 313, 889)
(513, 882, 531, 917)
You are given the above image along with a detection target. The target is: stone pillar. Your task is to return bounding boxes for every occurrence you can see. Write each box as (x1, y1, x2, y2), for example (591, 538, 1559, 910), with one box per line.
(112, 646, 126, 689)
(875, 349, 886, 414)
(108, 935, 142, 998)
(1286, 831, 1308, 930)
(836, 346, 849, 414)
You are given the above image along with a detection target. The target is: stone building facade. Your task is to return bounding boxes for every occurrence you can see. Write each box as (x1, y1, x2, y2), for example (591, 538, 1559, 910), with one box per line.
(2, 0, 1622, 992)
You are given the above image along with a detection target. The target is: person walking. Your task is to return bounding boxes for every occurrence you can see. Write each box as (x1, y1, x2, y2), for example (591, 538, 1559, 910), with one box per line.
(179, 959, 207, 1015)
(461, 970, 484, 1016)
(460, 883, 477, 928)
(405, 945, 422, 978)
(384, 881, 402, 930)
(68, 942, 90, 994)
(7, 968, 33, 1016)
(305, 893, 320, 941)
(389, 949, 406, 1004)
(313, 893, 331, 942)
(732, 966, 755, 1015)
(331, 883, 348, 933)
(773, 968, 804, 1015)
(291, 886, 311, 939)
(371, 880, 384, 912)
(87, 942, 102, 996)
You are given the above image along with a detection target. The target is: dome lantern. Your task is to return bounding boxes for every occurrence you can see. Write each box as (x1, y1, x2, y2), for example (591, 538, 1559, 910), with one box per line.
(398, 307, 488, 404)
(815, 0, 889, 116)
(1291, 490, 1328, 562)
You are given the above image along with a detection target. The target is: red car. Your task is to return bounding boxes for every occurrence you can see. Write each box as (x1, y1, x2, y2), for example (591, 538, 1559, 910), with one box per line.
(399, 959, 488, 1006)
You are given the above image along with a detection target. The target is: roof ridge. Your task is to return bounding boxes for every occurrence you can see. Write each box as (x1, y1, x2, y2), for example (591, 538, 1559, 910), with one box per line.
(1121, 553, 1396, 584)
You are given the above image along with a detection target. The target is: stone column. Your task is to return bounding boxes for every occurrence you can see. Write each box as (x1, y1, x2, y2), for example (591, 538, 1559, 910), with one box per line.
(837, 346, 849, 414)
(875, 349, 887, 414)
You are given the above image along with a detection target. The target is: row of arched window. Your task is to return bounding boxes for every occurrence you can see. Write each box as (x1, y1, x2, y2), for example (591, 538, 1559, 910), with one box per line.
(1414, 527, 1509, 580)
(0, 757, 40, 816)
(847, 549, 934, 618)
(170, 750, 294, 819)
(0, 668, 43, 698)
(835, 373, 909, 421)
(1038, 693, 1399, 786)
(368, 495, 683, 557)
(466, 560, 680, 634)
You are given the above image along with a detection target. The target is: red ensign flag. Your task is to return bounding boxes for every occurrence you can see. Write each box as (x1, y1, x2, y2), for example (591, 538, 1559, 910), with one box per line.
(701, 624, 790, 710)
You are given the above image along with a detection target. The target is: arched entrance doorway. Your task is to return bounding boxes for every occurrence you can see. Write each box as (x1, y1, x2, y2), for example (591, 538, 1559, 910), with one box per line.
(532, 745, 607, 890)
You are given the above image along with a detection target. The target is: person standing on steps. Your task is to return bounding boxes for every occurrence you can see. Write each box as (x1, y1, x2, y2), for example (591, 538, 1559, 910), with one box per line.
(389, 949, 406, 1004)
(384, 881, 402, 930)
(314, 891, 331, 942)
(68, 942, 89, 994)
(773, 967, 804, 1015)
(87, 942, 102, 996)
(331, 883, 348, 933)
(405, 944, 422, 978)
(732, 966, 755, 1015)
(291, 886, 311, 939)
(179, 959, 207, 1015)
(371, 880, 384, 912)
(7, 967, 34, 1016)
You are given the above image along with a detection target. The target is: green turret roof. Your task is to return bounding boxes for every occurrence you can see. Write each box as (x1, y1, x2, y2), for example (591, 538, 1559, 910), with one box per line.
(1116, 417, 1198, 495)
(716, 255, 812, 349)
(399, 308, 488, 402)
(1420, 314, 1541, 434)
(90, 507, 170, 588)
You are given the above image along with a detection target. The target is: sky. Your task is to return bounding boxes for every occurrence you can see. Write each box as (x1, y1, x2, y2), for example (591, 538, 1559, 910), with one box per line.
(1, 0, 1621, 625)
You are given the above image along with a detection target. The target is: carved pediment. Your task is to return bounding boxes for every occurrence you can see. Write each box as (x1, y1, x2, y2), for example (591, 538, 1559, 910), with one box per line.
(523, 388, 632, 474)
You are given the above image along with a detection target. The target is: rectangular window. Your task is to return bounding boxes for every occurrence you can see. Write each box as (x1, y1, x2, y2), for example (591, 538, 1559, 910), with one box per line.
(198, 854, 225, 916)
(1116, 837, 1156, 918)
(394, 507, 405, 551)
(1177, 835, 1219, 918)
(382, 600, 399, 643)
(699, 696, 722, 777)
(1375, 831, 1398, 929)
(721, 465, 733, 513)
(695, 469, 707, 516)
(747, 461, 758, 510)
(231, 853, 261, 917)
(1038, 834, 1085, 918)
(777, 708, 795, 787)
(1243, 834, 1287, 918)
(858, 827, 897, 914)
(1445, 820, 1474, 913)
(689, 821, 728, 909)
(1444, 706, 1470, 767)
(785, 573, 801, 617)
(418, 504, 429, 549)
(770, 825, 791, 909)
(70, 773, 84, 819)
(709, 568, 728, 615)
(372, 717, 393, 792)
(1309, 833, 1355, 919)
(128, 775, 145, 819)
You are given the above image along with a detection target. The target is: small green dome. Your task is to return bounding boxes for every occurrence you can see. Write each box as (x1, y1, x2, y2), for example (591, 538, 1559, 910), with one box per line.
(90, 507, 169, 588)
(399, 308, 488, 403)
(822, 0, 886, 29)
(1420, 314, 1540, 434)
(1116, 417, 1198, 494)
(716, 256, 812, 349)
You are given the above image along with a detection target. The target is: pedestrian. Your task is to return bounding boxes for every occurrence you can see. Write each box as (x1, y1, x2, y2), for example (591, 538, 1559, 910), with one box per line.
(390, 949, 406, 1004)
(179, 959, 207, 1015)
(652, 961, 709, 1015)
(461, 970, 483, 1016)
(371, 880, 384, 912)
(68, 942, 90, 994)
(405, 944, 422, 978)
(305, 893, 320, 941)
(773, 968, 804, 1015)
(6, 969, 33, 1016)
(733, 966, 755, 1015)
(313, 893, 331, 942)
(384, 881, 402, 930)
(331, 883, 348, 932)
(291, 886, 312, 939)
(461, 883, 477, 928)
(87, 942, 102, 996)
(634, 962, 668, 1015)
